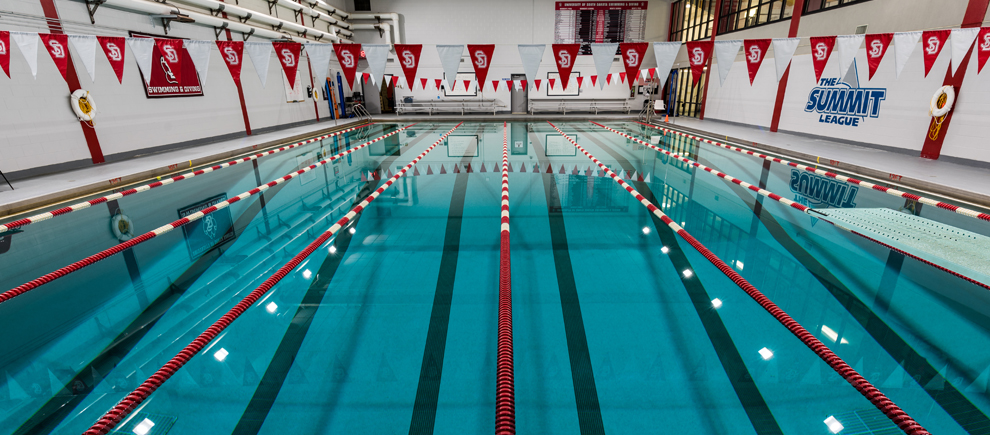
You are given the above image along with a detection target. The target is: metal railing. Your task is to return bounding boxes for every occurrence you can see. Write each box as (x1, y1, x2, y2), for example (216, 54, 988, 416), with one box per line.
(351, 103, 372, 121)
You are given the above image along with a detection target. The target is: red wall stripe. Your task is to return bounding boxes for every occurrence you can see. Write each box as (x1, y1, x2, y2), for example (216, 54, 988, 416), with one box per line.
(218, 0, 253, 135)
(918, 0, 990, 159)
(769, 0, 805, 132)
(38, 0, 105, 164)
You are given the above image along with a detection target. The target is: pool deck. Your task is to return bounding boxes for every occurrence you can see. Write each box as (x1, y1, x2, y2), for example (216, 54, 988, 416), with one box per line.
(658, 117, 990, 209)
(3, 114, 989, 220)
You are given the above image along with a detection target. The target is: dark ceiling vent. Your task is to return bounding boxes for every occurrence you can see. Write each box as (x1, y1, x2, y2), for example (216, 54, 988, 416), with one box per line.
(354, 0, 371, 11)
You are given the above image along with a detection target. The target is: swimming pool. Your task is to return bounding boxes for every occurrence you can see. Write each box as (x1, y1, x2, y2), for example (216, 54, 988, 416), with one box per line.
(1, 121, 989, 435)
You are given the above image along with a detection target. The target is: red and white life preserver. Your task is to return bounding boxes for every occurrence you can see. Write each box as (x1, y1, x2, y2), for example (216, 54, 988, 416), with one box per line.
(930, 85, 955, 118)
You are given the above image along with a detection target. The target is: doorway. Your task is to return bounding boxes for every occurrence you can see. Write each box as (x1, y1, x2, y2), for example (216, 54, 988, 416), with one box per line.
(510, 74, 527, 114)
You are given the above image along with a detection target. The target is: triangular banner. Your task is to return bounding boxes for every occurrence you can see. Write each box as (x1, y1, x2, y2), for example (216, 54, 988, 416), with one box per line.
(534, 79, 542, 91)
(420, 77, 428, 89)
(893, 31, 921, 79)
(771, 37, 800, 82)
(154, 38, 184, 84)
(39, 34, 69, 82)
(97, 36, 125, 83)
(713, 40, 741, 86)
(272, 41, 301, 89)
(549, 77, 556, 89)
(518, 44, 545, 87)
(576, 76, 584, 88)
(0, 31, 9, 78)
(467, 44, 495, 84)
(437, 44, 463, 88)
(836, 34, 864, 78)
(590, 75, 598, 87)
(491, 79, 500, 91)
(363, 44, 390, 87)
(68, 35, 97, 83)
(333, 43, 361, 88)
(126, 37, 154, 85)
(685, 40, 713, 85)
(743, 39, 771, 85)
(809, 36, 836, 83)
(652, 42, 681, 85)
(552, 43, 580, 89)
(865, 33, 892, 80)
(921, 30, 950, 77)
(619, 42, 648, 89)
(950, 27, 979, 75)
(304, 42, 333, 85)
(216, 40, 244, 84)
(978, 27, 990, 73)
(591, 43, 618, 89)
(394, 44, 422, 87)
(184, 39, 212, 84)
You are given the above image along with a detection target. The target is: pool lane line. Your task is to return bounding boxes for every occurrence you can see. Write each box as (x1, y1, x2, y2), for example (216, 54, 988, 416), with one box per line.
(591, 122, 810, 214)
(0, 122, 377, 234)
(592, 122, 990, 292)
(496, 122, 515, 435)
(82, 123, 463, 435)
(633, 121, 990, 223)
(715, 172, 990, 434)
(574, 127, 784, 435)
(529, 132, 606, 435)
(229, 127, 439, 434)
(408, 124, 481, 435)
(548, 121, 932, 435)
(0, 124, 416, 306)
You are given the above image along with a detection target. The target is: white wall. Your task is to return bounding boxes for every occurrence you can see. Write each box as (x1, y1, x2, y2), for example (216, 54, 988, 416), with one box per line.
(0, 0, 345, 178)
(698, 0, 990, 164)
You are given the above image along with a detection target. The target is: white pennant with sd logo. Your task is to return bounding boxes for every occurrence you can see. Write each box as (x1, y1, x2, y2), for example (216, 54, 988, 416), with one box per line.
(713, 40, 742, 86)
(364, 44, 390, 86)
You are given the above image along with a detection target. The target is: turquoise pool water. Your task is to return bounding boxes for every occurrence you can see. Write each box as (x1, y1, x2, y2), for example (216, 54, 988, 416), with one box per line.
(1, 121, 989, 435)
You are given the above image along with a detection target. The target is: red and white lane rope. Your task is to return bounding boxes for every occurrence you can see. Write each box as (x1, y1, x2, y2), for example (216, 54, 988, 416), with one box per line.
(547, 121, 931, 435)
(496, 121, 515, 435)
(82, 123, 463, 435)
(599, 123, 990, 291)
(0, 124, 415, 306)
(591, 122, 810, 214)
(634, 121, 990, 223)
(0, 122, 377, 234)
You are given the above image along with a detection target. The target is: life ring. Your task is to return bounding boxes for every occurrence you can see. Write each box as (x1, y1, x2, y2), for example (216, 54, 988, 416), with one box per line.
(930, 85, 954, 118)
(71, 89, 97, 122)
(111, 213, 134, 241)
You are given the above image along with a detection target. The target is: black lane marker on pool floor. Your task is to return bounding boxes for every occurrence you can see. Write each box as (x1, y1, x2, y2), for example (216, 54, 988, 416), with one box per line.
(530, 132, 606, 435)
(14, 178, 289, 435)
(578, 127, 784, 435)
(713, 158, 990, 434)
(407, 128, 479, 435)
(233, 127, 436, 435)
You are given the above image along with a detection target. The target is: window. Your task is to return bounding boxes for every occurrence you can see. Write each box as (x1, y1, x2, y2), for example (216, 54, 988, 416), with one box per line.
(659, 67, 707, 118)
(717, 0, 794, 35)
(804, 0, 871, 14)
(668, 0, 716, 43)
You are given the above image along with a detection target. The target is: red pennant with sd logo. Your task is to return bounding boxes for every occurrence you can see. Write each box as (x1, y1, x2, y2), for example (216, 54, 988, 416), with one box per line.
(977, 27, 990, 74)
(97, 36, 126, 83)
(0, 31, 10, 79)
(40, 34, 69, 82)
(921, 30, 950, 77)
(155, 38, 184, 84)
(743, 39, 771, 85)
(273, 42, 302, 89)
(685, 40, 713, 85)
(864, 33, 892, 81)
(333, 43, 362, 88)
(809, 36, 835, 83)
(216, 40, 244, 84)
(394, 44, 422, 88)
(552, 44, 580, 89)
(467, 44, 495, 84)
(619, 42, 648, 89)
